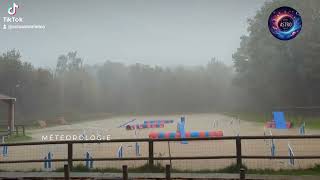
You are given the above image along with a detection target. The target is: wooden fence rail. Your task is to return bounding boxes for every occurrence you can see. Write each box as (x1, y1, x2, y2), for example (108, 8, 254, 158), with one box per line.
(0, 135, 320, 170)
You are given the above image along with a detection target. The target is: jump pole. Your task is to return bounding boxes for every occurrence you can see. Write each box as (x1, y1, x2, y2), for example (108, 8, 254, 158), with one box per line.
(44, 152, 52, 170)
(2, 145, 8, 157)
(117, 144, 124, 158)
(268, 130, 276, 157)
(288, 143, 295, 166)
(85, 152, 93, 168)
(135, 142, 140, 157)
(299, 122, 305, 135)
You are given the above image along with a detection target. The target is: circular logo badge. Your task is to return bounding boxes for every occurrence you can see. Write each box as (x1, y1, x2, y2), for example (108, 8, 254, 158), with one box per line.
(268, 6, 302, 40)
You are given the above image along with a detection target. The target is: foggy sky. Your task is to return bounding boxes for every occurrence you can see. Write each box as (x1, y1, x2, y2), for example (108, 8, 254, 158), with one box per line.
(0, 0, 266, 68)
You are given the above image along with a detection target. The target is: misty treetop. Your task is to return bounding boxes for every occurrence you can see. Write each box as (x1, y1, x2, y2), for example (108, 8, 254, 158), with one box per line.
(233, 0, 320, 108)
(0, 50, 234, 122)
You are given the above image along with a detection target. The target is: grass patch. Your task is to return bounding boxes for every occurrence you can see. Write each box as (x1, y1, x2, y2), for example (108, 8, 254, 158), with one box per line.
(129, 163, 165, 173)
(224, 112, 269, 123)
(54, 163, 320, 175)
(170, 164, 244, 173)
(56, 163, 166, 173)
(247, 164, 320, 175)
(2, 163, 320, 175)
(290, 116, 320, 130)
(56, 163, 244, 174)
(224, 112, 320, 129)
(5, 134, 32, 143)
(55, 163, 122, 173)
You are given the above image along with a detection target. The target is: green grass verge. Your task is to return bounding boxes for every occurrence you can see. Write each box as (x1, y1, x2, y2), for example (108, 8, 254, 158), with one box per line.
(247, 164, 320, 175)
(53, 163, 320, 175)
(55, 163, 165, 173)
(2, 163, 320, 175)
(224, 112, 320, 129)
(55, 164, 121, 173)
(223, 112, 268, 123)
(5, 134, 32, 143)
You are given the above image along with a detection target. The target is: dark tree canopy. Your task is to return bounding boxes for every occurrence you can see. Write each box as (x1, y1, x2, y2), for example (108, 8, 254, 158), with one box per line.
(233, 0, 320, 109)
(0, 50, 235, 122)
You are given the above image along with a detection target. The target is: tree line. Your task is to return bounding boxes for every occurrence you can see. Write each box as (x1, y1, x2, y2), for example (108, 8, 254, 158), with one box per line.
(233, 0, 320, 110)
(1, 0, 320, 123)
(0, 51, 236, 122)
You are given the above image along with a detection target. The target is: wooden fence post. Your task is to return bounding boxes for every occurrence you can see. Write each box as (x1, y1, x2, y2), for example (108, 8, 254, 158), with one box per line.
(236, 136, 242, 168)
(122, 165, 128, 180)
(240, 168, 245, 180)
(64, 164, 70, 180)
(68, 143, 73, 170)
(166, 164, 171, 180)
(148, 140, 154, 167)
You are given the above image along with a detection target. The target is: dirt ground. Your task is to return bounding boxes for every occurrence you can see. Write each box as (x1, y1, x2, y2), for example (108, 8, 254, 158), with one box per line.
(1, 113, 320, 171)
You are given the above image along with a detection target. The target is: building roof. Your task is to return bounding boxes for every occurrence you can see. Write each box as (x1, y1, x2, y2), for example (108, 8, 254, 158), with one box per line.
(0, 94, 16, 100)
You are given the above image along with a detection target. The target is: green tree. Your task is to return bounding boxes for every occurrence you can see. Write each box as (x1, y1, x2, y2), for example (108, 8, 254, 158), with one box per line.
(233, 0, 320, 109)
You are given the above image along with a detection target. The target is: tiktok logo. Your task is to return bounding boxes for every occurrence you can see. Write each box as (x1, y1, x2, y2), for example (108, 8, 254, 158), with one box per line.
(8, 2, 19, 16)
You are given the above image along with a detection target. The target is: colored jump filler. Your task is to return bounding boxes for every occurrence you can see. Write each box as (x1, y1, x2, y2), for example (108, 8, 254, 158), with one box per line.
(288, 143, 295, 166)
(1, 145, 8, 157)
(126, 119, 173, 130)
(143, 120, 174, 124)
(85, 152, 94, 169)
(299, 122, 305, 135)
(126, 123, 164, 130)
(273, 112, 287, 129)
(44, 152, 53, 170)
(266, 112, 292, 129)
(149, 117, 223, 141)
(117, 145, 124, 158)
